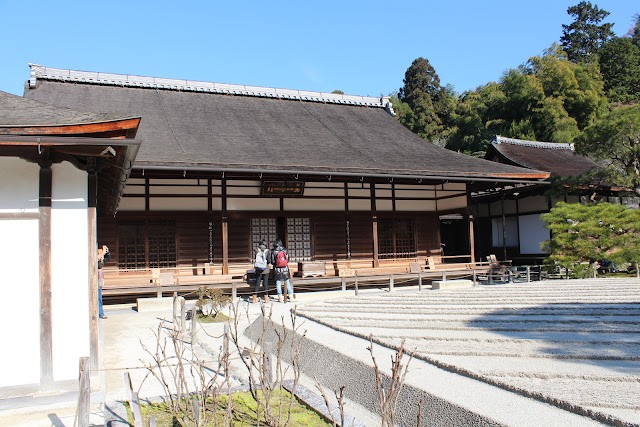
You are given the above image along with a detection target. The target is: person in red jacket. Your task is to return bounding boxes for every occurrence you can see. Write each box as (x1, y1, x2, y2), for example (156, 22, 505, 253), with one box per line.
(271, 239, 295, 302)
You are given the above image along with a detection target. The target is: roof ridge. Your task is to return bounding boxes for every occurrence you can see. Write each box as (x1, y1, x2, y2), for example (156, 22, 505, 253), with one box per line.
(28, 64, 392, 109)
(493, 135, 574, 151)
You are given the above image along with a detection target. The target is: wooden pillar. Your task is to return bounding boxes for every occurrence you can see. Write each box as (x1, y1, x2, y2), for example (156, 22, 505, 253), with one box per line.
(501, 193, 507, 261)
(39, 162, 54, 391)
(370, 181, 379, 268)
(88, 171, 99, 370)
(221, 177, 229, 275)
(466, 188, 475, 264)
(468, 214, 476, 264)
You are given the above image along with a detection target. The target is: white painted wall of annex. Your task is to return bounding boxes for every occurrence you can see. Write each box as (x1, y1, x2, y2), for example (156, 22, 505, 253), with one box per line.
(51, 162, 90, 382)
(0, 158, 40, 387)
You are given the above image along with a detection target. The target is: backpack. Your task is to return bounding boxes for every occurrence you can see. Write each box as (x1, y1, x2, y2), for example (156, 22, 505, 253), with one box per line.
(275, 250, 288, 268)
(254, 249, 267, 269)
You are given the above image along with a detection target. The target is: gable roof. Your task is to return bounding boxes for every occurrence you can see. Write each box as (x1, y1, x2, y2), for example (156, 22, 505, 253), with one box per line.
(25, 65, 549, 184)
(486, 135, 599, 178)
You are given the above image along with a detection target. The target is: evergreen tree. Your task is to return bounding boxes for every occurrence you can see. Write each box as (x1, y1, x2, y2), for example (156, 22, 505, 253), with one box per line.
(599, 37, 640, 103)
(542, 202, 640, 275)
(576, 104, 640, 195)
(398, 57, 455, 143)
(561, 1, 614, 63)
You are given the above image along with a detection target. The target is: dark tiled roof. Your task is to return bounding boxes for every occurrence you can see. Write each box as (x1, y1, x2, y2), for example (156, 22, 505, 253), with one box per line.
(487, 136, 598, 178)
(25, 71, 548, 181)
(0, 90, 130, 129)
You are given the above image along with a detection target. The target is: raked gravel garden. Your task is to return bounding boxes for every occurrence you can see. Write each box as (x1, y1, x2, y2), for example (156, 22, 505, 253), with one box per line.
(296, 278, 640, 426)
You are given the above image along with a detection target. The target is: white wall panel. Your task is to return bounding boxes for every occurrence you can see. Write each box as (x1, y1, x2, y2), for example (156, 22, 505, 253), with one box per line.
(149, 185, 207, 195)
(284, 198, 345, 211)
(395, 200, 437, 211)
(349, 199, 371, 211)
(0, 157, 39, 212)
(227, 185, 261, 196)
(228, 198, 280, 211)
(118, 197, 145, 211)
(518, 195, 548, 213)
(150, 198, 208, 211)
(519, 214, 550, 254)
(303, 188, 344, 197)
(0, 219, 39, 387)
(376, 200, 393, 211)
(51, 162, 89, 381)
(437, 196, 467, 211)
(348, 189, 370, 198)
(395, 189, 435, 199)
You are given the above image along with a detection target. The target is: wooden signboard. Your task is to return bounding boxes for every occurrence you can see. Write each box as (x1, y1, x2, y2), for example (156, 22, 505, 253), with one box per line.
(261, 181, 304, 197)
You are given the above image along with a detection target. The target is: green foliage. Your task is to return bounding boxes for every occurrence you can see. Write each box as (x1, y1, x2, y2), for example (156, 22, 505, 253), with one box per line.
(137, 390, 331, 426)
(598, 37, 640, 103)
(330, 90, 344, 94)
(447, 47, 607, 153)
(561, 1, 614, 63)
(542, 202, 640, 275)
(398, 57, 457, 144)
(576, 104, 640, 195)
(196, 287, 231, 319)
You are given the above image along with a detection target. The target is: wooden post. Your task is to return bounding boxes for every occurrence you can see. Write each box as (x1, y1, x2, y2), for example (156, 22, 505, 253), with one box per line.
(124, 371, 133, 404)
(39, 162, 54, 391)
(130, 392, 143, 427)
(341, 276, 346, 292)
(389, 274, 394, 292)
(190, 306, 198, 340)
(370, 182, 379, 268)
(223, 323, 230, 376)
(77, 357, 90, 427)
(88, 170, 99, 370)
(192, 396, 201, 426)
(231, 282, 237, 301)
(468, 214, 476, 264)
(472, 270, 476, 285)
(526, 266, 531, 283)
(354, 277, 359, 296)
(418, 272, 422, 291)
(173, 294, 180, 328)
(636, 262, 639, 279)
(180, 298, 187, 336)
(442, 271, 447, 282)
(263, 341, 273, 386)
(221, 178, 229, 275)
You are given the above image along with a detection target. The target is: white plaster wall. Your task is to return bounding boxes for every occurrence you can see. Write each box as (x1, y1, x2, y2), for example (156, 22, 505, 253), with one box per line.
(437, 196, 468, 211)
(0, 159, 40, 387)
(395, 200, 437, 211)
(0, 157, 39, 212)
(118, 197, 146, 211)
(228, 198, 280, 211)
(284, 198, 345, 211)
(150, 197, 208, 211)
(51, 162, 90, 382)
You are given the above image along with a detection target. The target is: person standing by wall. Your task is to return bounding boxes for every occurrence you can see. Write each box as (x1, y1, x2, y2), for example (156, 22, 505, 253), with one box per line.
(271, 239, 295, 303)
(97, 245, 110, 319)
(252, 240, 270, 303)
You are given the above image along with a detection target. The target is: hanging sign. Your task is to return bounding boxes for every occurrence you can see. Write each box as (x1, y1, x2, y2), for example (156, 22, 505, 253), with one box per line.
(261, 181, 305, 196)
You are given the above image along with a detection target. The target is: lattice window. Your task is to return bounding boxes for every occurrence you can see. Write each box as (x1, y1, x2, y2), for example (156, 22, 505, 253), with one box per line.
(286, 218, 312, 262)
(118, 222, 145, 270)
(148, 221, 177, 268)
(250, 218, 277, 258)
(378, 218, 416, 260)
(117, 221, 177, 270)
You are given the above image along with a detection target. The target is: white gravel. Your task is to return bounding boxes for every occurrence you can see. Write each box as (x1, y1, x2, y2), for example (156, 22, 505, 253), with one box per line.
(298, 278, 640, 426)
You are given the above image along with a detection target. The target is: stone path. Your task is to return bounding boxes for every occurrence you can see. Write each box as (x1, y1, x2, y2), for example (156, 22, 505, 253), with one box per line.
(297, 278, 640, 426)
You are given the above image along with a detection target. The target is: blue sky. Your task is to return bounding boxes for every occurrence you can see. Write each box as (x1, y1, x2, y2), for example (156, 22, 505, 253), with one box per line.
(0, 1, 637, 98)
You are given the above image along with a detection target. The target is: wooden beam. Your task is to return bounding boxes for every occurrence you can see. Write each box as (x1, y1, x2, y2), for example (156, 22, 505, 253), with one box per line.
(39, 163, 54, 391)
(468, 215, 476, 264)
(88, 172, 99, 370)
